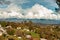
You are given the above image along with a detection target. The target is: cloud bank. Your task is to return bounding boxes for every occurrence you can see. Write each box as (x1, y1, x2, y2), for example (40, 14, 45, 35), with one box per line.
(0, 4, 60, 20)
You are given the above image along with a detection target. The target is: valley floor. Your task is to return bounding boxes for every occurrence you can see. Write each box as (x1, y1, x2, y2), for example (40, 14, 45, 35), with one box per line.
(0, 21, 60, 40)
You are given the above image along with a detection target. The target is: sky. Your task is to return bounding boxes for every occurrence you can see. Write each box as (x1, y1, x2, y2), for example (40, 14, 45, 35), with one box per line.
(0, 0, 60, 20)
(0, 0, 59, 11)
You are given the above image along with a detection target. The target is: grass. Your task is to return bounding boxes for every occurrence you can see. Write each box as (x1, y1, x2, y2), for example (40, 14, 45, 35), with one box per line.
(30, 32, 40, 38)
(25, 31, 40, 38)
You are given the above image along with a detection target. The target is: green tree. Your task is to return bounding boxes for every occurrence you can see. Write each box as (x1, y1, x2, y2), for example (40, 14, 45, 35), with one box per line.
(7, 28, 15, 35)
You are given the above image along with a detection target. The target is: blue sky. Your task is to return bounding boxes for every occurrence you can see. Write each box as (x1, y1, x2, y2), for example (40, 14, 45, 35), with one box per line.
(21, 0, 58, 11)
(0, 0, 59, 11)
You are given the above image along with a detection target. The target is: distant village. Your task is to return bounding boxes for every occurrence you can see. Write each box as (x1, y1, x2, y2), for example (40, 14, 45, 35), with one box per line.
(0, 21, 60, 40)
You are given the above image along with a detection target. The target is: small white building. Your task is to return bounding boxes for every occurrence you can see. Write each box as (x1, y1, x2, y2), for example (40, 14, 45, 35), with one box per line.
(0, 24, 7, 36)
(17, 27, 21, 30)
(0, 31, 3, 36)
(18, 37, 22, 39)
(0, 24, 1, 27)
(23, 28, 30, 31)
(40, 38, 47, 40)
(26, 35, 31, 39)
(6, 26, 12, 28)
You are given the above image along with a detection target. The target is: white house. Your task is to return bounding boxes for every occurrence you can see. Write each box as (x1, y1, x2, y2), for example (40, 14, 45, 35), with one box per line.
(17, 27, 21, 30)
(40, 38, 47, 40)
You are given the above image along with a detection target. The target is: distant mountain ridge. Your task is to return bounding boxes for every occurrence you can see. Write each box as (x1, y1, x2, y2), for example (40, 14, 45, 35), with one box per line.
(0, 18, 60, 24)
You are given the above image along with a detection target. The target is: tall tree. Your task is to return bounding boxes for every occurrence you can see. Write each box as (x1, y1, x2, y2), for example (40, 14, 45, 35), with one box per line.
(56, 0, 60, 7)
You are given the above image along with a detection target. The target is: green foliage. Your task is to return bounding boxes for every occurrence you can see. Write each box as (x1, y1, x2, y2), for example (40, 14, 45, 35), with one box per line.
(0, 36, 7, 40)
(30, 32, 40, 38)
(0, 21, 60, 40)
(8, 36, 19, 40)
(0, 21, 7, 27)
(7, 28, 15, 35)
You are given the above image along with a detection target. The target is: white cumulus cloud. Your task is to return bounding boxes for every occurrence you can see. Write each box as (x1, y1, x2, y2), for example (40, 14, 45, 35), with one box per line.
(0, 3, 60, 20)
(25, 4, 54, 19)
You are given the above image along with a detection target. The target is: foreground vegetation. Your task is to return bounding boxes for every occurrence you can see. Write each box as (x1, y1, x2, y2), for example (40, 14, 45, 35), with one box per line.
(0, 21, 60, 40)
